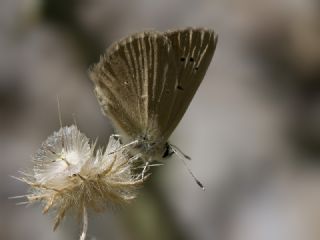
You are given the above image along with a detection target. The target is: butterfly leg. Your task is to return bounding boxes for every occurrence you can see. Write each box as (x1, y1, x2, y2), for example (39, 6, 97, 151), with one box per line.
(129, 152, 143, 163)
(141, 161, 150, 181)
(108, 139, 141, 155)
(110, 134, 121, 139)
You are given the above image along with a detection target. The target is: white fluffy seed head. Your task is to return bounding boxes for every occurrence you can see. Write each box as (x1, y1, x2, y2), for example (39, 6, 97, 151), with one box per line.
(32, 125, 93, 187)
(16, 125, 144, 230)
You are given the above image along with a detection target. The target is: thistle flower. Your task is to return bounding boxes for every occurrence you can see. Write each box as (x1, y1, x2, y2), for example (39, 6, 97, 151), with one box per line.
(15, 125, 144, 239)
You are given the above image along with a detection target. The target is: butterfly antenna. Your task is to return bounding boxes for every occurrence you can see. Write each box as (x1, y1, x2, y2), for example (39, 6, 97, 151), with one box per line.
(170, 145, 205, 190)
(169, 144, 191, 160)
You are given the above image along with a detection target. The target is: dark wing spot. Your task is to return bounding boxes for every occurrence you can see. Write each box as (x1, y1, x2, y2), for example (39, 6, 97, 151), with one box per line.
(195, 67, 199, 71)
(177, 85, 184, 90)
(189, 57, 194, 62)
(180, 57, 186, 62)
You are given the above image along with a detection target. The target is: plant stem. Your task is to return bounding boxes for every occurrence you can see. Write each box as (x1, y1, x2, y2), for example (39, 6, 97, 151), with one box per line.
(80, 206, 88, 240)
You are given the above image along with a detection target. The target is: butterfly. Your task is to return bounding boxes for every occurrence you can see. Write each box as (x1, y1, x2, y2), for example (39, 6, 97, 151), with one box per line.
(89, 28, 217, 182)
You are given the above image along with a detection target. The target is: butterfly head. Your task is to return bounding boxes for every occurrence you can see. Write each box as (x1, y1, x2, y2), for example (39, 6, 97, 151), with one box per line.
(130, 134, 170, 162)
(162, 142, 174, 159)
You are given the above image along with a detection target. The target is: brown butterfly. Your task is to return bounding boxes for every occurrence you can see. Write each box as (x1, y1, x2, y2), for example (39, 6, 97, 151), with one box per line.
(89, 28, 217, 186)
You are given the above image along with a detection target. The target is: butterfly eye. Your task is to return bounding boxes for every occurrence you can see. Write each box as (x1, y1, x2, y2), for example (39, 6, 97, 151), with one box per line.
(162, 143, 174, 158)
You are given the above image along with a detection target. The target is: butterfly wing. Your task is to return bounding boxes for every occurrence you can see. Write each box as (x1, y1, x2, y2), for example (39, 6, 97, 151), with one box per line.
(161, 28, 218, 139)
(90, 28, 217, 146)
(89, 31, 178, 144)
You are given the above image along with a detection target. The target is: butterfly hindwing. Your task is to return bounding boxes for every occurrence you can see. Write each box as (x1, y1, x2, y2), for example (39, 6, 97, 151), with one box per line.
(162, 28, 218, 138)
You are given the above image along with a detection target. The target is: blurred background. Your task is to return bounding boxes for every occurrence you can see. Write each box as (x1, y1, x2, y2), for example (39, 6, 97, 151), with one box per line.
(1, 0, 320, 239)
